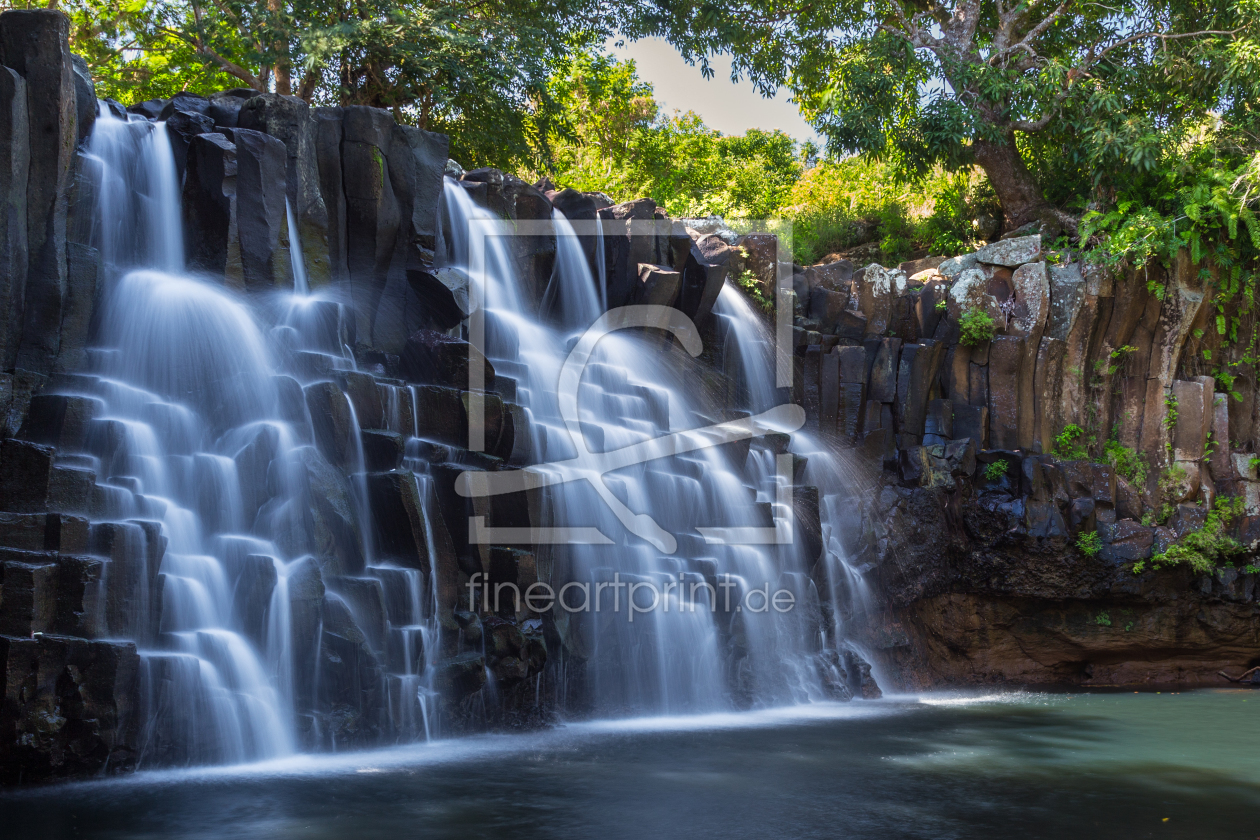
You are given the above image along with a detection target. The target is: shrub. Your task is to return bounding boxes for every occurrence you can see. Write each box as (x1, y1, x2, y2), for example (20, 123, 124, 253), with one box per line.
(1134, 496, 1247, 574)
(959, 309, 996, 347)
(1054, 424, 1092, 460)
(983, 460, 1008, 481)
(1077, 531, 1103, 557)
(781, 158, 997, 265)
(735, 268, 773, 313)
(1102, 429, 1149, 487)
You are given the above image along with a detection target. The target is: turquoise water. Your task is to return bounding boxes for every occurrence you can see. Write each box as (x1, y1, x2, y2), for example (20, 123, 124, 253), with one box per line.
(4, 689, 1258, 839)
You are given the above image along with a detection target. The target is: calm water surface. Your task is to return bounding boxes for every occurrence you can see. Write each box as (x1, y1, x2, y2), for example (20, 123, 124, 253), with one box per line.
(4, 690, 1258, 839)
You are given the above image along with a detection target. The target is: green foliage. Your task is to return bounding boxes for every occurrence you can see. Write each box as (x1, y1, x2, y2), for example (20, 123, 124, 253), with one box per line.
(734, 268, 773, 313)
(1054, 424, 1092, 460)
(1078, 531, 1103, 557)
(781, 157, 996, 264)
(934, 299, 948, 313)
(1134, 496, 1247, 574)
(958, 309, 996, 347)
(1103, 428, 1150, 488)
(539, 53, 801, 218)
(60, 0, 619, 169)
(983, 460, 1008, 481)
(1093, 608, 1111, 625)
(637, 0, 1259, 228)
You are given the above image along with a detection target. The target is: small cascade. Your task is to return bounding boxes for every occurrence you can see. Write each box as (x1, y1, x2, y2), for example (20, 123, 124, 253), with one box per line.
(714, 284, 880, 690)
(286, 199, 309, 296)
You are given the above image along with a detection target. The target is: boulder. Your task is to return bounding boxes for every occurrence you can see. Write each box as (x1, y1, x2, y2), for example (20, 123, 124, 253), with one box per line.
(634, 263, 681, 308)
(867, 338, 901, 403)
(163, 109, 215, 184)
(127, 99, 164, 119)
(206, 89, 253, 128)
(0, 634, 140, 783)
(334, 369, 384, 428)
(1170, 379, 1206, 462)
(857, 264, 902, 335)
(303, 381, 356, 469)
(0, 438, 53, 512)
(360, 429, 404, 472)
(895, 340, 945, 438)
(182, 133, 237, 277)
(314, 106, 347, 282)
(69, 54, 95, 144)
(987, 336, 1025, 450)
(92, 520, 164, 643)
(404, 267, 472, 331)
(400, 329, 495, 391)
(974, 234, 1041, 267)
(678, 244, 727, 324)
(389, 123, 449, 273)
(21, 392, 101, 450)
(1099, 519, 1154, 562)
(341, 106, 401, 343)
(1047, 262, 1086, 342)
(809, 286, 848, 325)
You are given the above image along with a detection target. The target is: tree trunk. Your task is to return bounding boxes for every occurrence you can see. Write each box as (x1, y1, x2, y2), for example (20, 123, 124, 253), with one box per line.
(973, 131, 1049, 230)
(268, 0, 290, 95)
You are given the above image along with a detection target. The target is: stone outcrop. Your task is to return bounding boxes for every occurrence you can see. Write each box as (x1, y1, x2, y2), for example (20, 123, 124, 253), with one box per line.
(786, 230, 1260, 690)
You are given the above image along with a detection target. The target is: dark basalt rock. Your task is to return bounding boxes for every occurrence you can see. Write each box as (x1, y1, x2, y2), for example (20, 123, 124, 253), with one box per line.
(238, 93, 330, 285)
(1, 9, 76, 375)
(0, 65, 28, 373)
(164, 109, 215, 184)
(0, 633, 140, 784)
(182, 132, 237, 277)
(400, 329, 495, 391)
(224, 127, 288, 291)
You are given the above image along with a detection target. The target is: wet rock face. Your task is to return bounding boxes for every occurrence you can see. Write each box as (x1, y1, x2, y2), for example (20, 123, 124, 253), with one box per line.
(0, 634, 140, 784)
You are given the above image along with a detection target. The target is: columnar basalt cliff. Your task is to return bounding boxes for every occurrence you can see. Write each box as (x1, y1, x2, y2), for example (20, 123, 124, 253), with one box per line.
(787, 238, 1260, 689)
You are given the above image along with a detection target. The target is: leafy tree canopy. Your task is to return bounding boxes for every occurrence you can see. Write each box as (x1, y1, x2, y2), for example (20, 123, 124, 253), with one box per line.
(537, 52, 803, 218)
(626, 0, 1260, 231)
(51, 0, 622, 167)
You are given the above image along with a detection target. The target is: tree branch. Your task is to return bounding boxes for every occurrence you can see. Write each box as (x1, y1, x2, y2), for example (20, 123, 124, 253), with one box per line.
(993, 0, 1071, 64)
(159, 26, 264, 90)
(1087, 28, 1238, 68)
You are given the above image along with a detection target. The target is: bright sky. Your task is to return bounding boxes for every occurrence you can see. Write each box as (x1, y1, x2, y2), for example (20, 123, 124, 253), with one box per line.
(608, 37, 821, 145)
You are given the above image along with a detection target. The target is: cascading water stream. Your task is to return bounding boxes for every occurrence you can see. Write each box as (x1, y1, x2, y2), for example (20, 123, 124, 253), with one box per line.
(713, 286, 879, 668)
(440, 180, 873, 713)
(55, 106, 442, 765)
(50, 102, 875, 771)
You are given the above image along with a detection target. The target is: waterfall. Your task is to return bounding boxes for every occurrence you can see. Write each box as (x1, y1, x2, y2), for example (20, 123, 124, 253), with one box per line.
(440, 180, 870, 713)
(62, 107, 440, 765)
(714, 285, 880, 683)
(54, 107, 874, 771)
